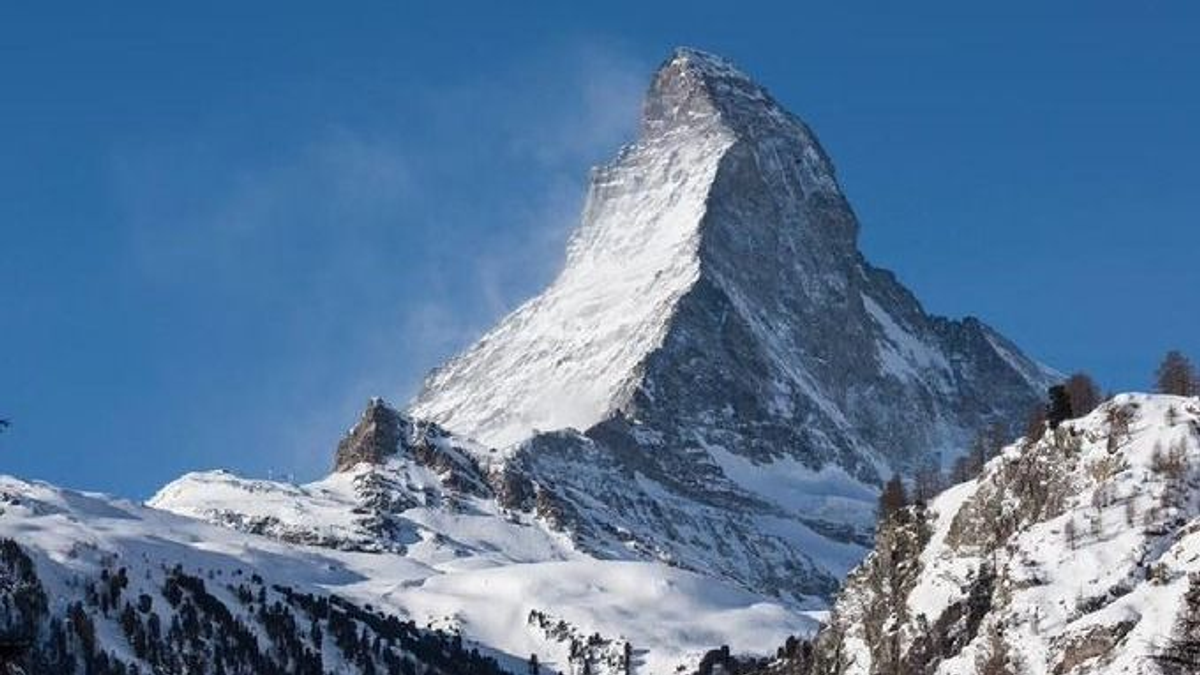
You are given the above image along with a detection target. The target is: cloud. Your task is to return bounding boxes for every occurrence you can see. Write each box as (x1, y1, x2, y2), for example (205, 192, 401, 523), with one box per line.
(109, 40, 649, 480)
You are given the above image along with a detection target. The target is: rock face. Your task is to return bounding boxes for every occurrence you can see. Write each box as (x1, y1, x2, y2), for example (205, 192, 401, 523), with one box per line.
(333, 397, 402, 471)
(334, 398, 494, 497)
(750, 395, 1200, 675)
(402, 48, 1057, 601)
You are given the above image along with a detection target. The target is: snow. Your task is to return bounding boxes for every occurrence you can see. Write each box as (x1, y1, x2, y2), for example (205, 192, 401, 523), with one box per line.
(363, 560, 812, 675)
(862, 294, 953, 389)
(410, 74, 736, 449)
(140, 458, 819, 673)
(905, 479, 982, 621)
(706, 443, 876, 532)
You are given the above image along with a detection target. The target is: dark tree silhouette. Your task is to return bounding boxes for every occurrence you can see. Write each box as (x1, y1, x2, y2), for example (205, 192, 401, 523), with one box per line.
(878, 473, 908, 521)
(1024, 404, 1048, 446)
(912, 456, 944, 504)
(1157, 350, 1198, 396)
(1046, 385, 1073, 429)
(1063, 372, 1102, 418)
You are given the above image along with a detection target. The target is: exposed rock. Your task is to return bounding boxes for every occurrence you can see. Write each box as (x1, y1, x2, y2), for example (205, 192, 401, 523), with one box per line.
(333, 397, 401, 471)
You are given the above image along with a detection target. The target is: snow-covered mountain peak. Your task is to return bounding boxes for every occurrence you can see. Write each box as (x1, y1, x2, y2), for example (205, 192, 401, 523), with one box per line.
(404, 48, 1056, 603)
(641, 47, 772, 135)
(414, 48, 1051, 467)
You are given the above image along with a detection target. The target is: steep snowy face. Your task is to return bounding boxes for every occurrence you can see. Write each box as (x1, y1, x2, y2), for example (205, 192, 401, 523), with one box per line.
(410, 50, 744, 449)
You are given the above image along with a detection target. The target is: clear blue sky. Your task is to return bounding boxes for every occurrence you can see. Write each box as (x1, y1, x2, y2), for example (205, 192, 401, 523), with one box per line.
(2, 3, 1197, 498)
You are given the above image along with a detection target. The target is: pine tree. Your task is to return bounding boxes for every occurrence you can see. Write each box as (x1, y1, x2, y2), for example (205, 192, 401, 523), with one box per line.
(1157, 573, 1200, 673)
(1046, 385, 1073, 429)
(1064, 372, 1102, 417)
(913, 457, 944, 504)
(1023, 405, 1047, 447)
(878, 473, 908, 521)
(1157, 351, 1198, 396)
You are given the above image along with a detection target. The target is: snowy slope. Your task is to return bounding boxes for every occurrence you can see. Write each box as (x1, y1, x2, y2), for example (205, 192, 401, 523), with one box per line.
(1, 473, 814, 674)
(410, 50, 736, 450)
(755, 393, 1200, 675)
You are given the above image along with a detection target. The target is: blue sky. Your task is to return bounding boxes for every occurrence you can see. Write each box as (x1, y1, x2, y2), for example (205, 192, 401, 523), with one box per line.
(2, 3, 1197, 498)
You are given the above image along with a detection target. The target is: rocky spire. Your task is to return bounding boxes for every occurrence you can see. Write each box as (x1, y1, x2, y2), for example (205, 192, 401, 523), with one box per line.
(333, 398, 401, 471)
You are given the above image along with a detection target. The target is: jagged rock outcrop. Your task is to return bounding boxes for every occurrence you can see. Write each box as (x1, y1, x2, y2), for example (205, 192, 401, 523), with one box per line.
(333, 397, 402, 471)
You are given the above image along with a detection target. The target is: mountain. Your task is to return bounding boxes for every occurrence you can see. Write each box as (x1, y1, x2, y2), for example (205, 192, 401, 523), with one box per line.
(412, 48, 1055, 468)
(2, 47, 1065, 675)
(158, 47, 1058, 608)
(404, 47, 1057, 600)
(739, 394, 1200, 675)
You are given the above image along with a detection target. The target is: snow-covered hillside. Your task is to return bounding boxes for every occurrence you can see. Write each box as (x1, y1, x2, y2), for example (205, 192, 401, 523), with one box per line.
(0, 471, 812, 674)
(750, 394, 1200, 675)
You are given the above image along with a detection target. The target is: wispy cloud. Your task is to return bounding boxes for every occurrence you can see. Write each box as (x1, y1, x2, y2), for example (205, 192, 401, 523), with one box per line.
(109, 40, 649, 480)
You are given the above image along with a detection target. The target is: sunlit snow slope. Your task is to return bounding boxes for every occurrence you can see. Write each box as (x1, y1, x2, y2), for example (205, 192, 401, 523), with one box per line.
(1, 472, 812, 675)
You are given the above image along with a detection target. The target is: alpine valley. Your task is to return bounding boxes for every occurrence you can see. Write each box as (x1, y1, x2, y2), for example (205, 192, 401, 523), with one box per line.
(7, 48, 1188, 675)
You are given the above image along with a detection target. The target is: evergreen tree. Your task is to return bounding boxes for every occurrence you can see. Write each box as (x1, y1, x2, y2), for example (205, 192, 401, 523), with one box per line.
(1063, 372, 1102, 418)
(912, 457, 944, 504)
(1046, 385, 1073, 429)
(1157, 350, 1198, 396)
(1157, 573, 1200, 673)
(878, 473, 908, 521)
(1023, 405, 1048, 447)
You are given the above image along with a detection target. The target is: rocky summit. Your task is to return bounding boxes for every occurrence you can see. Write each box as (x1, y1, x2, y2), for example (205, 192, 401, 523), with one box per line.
(405, 47, 1058, 600)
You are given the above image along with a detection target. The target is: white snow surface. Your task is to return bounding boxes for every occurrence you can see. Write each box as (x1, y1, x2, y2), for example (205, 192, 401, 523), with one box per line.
(140, 459, 816, 673)
(409, 50, 738, 451)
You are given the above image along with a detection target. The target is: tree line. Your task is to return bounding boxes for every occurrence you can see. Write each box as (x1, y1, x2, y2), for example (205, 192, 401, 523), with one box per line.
(878, 349, 1198, 521)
